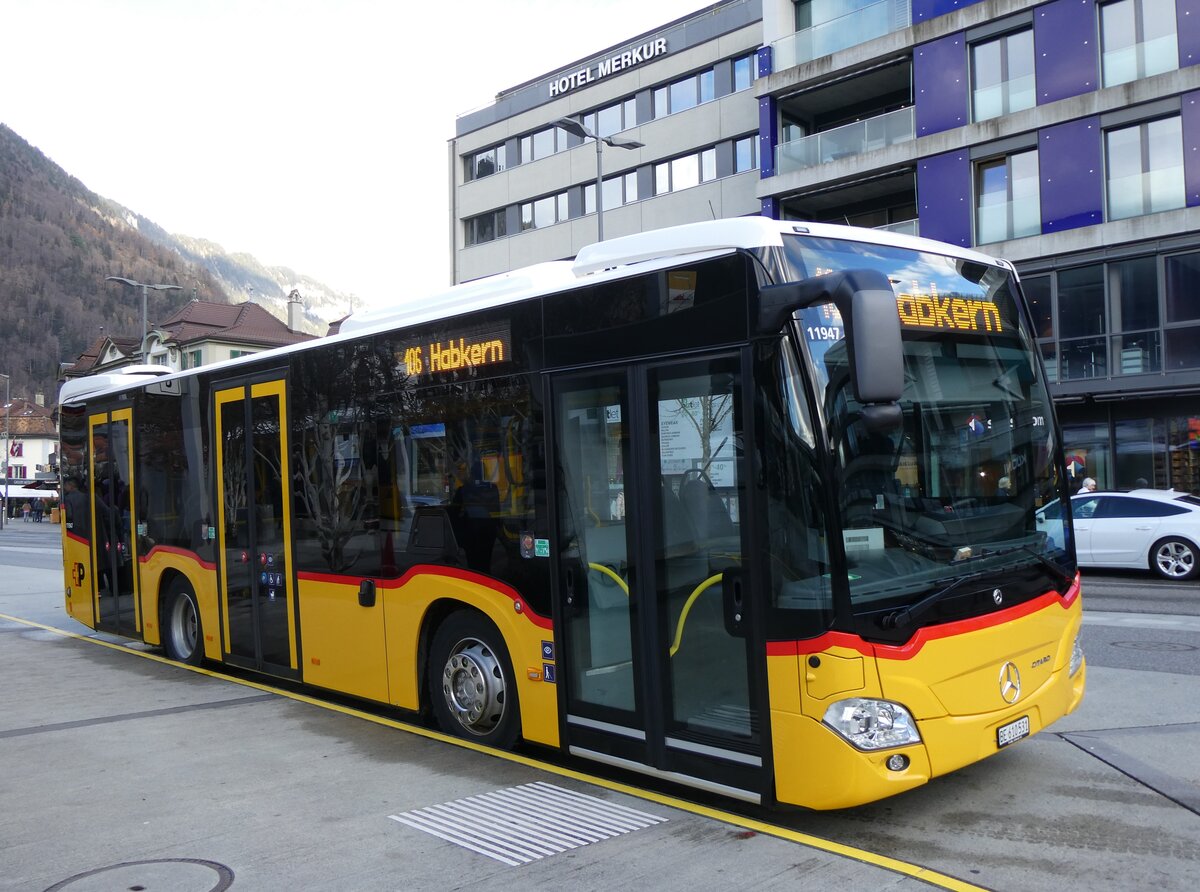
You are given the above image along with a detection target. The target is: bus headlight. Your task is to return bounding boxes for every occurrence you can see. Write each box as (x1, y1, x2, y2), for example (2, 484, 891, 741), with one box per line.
(1070, 631, 1084, 677)
(823, 698, 921, 750)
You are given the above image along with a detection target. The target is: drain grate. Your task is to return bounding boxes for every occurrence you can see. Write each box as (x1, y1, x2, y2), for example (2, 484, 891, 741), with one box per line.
(388, 781, 668, 866)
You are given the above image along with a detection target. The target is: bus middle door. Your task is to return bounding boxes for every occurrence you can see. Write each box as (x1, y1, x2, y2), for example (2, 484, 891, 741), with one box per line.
(551, 353, 764, 802)
(214, 378, 299, 677)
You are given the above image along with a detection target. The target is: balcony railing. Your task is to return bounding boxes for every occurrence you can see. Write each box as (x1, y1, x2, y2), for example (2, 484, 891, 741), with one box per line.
(876, 219, 919, 236)
(776, 106, 914, 175)
(1107, 167, 1185, 221)
(976, 194, 1041, 244)
(771, 0, 911, 69)
(973, 73, 1035, 122)
(1102, 34, 1179, 88)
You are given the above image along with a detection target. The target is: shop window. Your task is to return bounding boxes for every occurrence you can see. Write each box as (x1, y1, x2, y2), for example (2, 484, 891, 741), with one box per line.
(1167, 416, 1200, 494)
(1114, 418, 1166, 489)
(1062, 422, 1112, 491)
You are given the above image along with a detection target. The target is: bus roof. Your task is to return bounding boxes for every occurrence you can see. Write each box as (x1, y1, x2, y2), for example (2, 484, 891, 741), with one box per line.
(59, 218, 1007, 407)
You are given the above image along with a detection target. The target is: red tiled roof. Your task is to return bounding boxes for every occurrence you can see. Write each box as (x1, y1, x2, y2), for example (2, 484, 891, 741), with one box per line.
(157, 300, 314, 349)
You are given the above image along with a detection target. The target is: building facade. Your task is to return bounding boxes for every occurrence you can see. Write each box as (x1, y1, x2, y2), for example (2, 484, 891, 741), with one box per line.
(451, 0, 1200, 493)
(450, 0, 764, 285)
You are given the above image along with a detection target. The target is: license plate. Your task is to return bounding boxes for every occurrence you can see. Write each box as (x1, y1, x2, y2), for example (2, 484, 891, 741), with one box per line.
(997, 715, 1030, 748)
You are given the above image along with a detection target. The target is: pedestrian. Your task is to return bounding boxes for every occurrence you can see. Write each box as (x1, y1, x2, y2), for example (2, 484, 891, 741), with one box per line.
(1078, 477, 1097, 494)
(22, 500, 31, 522)
(32, 500, 43, 522)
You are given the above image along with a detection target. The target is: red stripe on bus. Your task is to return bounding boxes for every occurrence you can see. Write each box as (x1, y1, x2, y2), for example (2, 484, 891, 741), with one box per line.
(296, 564, 553, 629)
(766, 575, 1080, 661)
(65, 530, 88, 547)
(138, 544, 217, 572)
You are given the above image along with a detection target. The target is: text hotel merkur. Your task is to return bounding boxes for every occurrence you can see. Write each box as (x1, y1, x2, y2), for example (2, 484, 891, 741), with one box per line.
(550, 38, 669, 97)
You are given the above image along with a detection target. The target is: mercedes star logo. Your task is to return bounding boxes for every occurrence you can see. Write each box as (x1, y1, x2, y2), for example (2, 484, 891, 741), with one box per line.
(993, 588, 1004, 605)
(999, 661, 1022, 704)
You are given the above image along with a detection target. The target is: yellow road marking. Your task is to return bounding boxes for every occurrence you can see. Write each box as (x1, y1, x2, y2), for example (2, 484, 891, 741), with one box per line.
(1, 611, 985, 891)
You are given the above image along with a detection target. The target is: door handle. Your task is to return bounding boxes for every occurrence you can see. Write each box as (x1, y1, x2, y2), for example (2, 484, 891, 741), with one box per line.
(358, 579, 377, 608)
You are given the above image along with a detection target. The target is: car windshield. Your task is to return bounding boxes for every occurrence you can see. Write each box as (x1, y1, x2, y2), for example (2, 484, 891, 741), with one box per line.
(781, 234, 1075, 611)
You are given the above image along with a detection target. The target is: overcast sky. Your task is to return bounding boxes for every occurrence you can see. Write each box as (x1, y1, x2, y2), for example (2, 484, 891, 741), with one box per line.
(2, 0, 704, 310)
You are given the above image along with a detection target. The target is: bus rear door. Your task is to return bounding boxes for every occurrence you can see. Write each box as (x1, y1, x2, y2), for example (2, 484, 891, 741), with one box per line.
(552, 353, 765, 802)
(214, 377, 300, 677)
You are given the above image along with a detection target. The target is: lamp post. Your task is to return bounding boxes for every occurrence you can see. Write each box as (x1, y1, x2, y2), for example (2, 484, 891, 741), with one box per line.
(0, 373, 9, 531)
(553, 117, 644, 242)
(105, 277, 182, 359)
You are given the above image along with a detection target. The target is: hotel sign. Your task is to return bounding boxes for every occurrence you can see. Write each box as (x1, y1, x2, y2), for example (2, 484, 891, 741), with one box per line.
(549, 38, 669, 97)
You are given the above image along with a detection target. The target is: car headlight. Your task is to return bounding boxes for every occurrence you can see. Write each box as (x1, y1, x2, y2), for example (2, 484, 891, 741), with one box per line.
(823, 698, 921, 750)
(1070, 631, 1084, 677)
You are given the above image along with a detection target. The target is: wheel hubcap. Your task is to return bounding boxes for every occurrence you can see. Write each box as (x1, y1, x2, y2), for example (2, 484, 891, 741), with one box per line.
(442, 638, 505, 735)
(1156, 543, 1194, 578)
(171, 598, 197, 655)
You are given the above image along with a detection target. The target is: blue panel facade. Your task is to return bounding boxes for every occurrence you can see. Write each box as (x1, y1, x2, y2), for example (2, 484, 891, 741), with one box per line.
(912, 0, 985, 23)
(759, 95, 777, 178)
(1184, 91, 1200, 206)
(1033, 0, 1097, 104)
(914, 34, 967, 137)
(1179, 0, 1200, 68)
(917, 150, 971, 247)
(1038, 117, 1103, 233)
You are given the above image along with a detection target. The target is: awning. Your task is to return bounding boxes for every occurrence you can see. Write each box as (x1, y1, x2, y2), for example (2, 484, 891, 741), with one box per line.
(3, 485, 58, 500)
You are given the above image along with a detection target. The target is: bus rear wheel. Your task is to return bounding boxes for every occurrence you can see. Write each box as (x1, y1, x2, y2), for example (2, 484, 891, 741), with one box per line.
(163, 579, 204, 665)
(429, 611, 520, 748)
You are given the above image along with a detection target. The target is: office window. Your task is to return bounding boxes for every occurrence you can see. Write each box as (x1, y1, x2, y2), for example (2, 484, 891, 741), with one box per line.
(1058, 264, 1107, 380)
(670, 76, 699, 113)
(597, 104, 622, 138)
(975, 149, 1040, 244)
(1100, 0, 1178, 87)
(1110, 256, 1161, 374)
(466, 209, 507, 246)
(1165, 251, 1200, 322)
(1106, 116, 1184, 221)
(734, 136, 758, 173)
(465, 145, 505, 181)
(733, 55, 754, 91)
(971, 29, 1035, 122)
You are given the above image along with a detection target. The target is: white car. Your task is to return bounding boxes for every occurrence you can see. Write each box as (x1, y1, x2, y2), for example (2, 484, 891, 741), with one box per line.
(1037, 489, 1200, 581)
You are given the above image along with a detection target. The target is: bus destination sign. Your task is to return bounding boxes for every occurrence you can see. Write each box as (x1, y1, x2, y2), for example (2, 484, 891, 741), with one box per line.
(399, 322, 512, 376)
(895, 287, 1003, 333)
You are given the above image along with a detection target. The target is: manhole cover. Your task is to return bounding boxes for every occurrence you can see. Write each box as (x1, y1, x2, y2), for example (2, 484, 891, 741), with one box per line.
(45, 858, 233, 891)
(1110, 640, 1198, 652)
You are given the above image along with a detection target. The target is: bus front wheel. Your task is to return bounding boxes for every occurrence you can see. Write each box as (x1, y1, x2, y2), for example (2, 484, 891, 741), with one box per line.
(163, 579, 204, 666)
(429, 611, 520, 748)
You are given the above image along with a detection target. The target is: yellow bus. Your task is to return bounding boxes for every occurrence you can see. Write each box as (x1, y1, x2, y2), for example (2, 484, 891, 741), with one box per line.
(58, 218, 1084, 809)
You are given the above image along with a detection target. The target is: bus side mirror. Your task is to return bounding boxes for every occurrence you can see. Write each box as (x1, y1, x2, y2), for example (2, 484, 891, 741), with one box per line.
(759, 268, 903, 430)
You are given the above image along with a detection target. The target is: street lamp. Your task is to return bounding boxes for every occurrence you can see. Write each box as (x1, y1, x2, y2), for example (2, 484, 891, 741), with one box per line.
(554, 117, 644, 242)
(105, 277, 183, 359)
(0, 373, 8, 531)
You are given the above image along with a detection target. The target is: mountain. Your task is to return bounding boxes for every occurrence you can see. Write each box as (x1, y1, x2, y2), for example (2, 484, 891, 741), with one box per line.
(0, 123, 354, 404)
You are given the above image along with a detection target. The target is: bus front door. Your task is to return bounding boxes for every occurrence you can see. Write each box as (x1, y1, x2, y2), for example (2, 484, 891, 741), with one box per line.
(89, 409, 140, 637)
(552, 354, 763, 802)
(214, 379, 299, 677)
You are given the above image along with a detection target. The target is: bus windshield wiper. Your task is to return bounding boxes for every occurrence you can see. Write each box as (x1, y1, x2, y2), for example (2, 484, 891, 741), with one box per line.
(879, 570, 986, 631)
(980, 544, 1074, 590)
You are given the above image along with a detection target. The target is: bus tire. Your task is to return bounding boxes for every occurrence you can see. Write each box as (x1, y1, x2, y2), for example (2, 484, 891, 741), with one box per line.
(163, 579, 204, 665)
(1150, 536, 1199, 581)
(429, 610, 520, 748)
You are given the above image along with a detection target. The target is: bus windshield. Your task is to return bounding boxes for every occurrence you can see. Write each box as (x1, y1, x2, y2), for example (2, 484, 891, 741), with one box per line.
(781, 234, 1074, 618)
